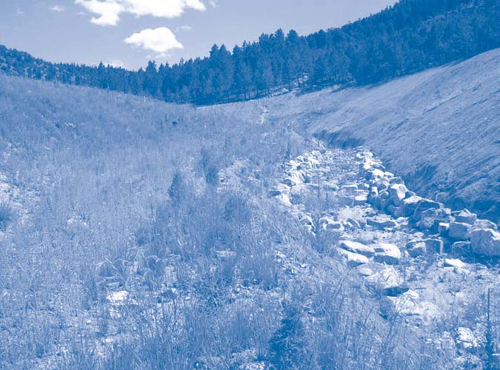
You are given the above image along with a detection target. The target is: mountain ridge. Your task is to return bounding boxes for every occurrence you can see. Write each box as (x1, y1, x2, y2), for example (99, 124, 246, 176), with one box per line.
(1, 0, 499, 105)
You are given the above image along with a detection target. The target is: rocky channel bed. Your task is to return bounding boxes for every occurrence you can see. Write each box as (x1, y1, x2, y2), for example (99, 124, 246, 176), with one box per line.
(271, 142, 500, 366)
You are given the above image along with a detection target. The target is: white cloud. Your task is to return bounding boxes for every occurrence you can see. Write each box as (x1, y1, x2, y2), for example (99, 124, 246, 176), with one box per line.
(124, 27, 183, 54)
(75, 0, 206, 26)
(75, 0, 122, 26)
(176, 25, 192, 32)
(16, 8, 25, 15)
(106, 59, 126, 68)
(50, 5, 65, 12)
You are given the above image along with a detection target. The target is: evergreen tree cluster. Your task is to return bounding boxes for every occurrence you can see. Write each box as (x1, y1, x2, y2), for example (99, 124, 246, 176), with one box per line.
(1, 0, 498, 105)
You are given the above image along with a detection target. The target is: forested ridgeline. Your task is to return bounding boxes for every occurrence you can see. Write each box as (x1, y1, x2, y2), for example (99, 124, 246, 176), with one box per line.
(1, 0, 498, 105)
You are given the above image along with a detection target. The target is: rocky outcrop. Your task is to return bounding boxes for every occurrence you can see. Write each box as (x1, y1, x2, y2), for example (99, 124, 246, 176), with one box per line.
(358, 150, 500, 258)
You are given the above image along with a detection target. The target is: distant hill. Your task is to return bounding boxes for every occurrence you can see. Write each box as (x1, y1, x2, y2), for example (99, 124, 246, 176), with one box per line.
(1, 0, 499, 105)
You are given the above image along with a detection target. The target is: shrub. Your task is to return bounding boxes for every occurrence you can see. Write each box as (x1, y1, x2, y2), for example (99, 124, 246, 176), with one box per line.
(0, 202, 13, 230)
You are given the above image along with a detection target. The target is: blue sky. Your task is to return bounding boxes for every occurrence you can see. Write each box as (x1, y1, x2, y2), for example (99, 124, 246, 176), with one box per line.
(0, 0, 396, 70)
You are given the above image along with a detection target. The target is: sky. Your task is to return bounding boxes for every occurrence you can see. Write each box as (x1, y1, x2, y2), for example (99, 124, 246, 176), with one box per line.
(0, 0, 397, 70)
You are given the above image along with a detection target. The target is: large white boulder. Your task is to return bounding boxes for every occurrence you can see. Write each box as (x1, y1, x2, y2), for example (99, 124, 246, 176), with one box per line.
(373, 243, 402, 265)
(469, 228, 500, 257)
(444, 258, 466, 268)
(339, 240, 375, 257)
(338, 249, 369, 267)
(370, 169, 386, 181)
(388, 184, 407, 206)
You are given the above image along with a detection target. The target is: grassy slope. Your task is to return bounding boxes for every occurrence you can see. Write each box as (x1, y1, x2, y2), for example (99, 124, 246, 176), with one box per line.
(0, 74, 445, 369)
(232, 48, 500, 223)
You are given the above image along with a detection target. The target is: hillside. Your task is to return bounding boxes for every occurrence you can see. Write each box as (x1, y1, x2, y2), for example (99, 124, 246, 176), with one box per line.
(1, 0, 499, 104)
(219, 48, 500, 224)
(0, 48, 499, 369)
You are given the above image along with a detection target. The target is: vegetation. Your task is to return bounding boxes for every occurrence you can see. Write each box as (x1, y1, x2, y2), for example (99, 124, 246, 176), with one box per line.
(1, 0, 499, 105)
(0, 71, 462, 369)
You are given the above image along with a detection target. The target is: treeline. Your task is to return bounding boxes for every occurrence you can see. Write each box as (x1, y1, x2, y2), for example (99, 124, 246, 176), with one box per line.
(1, 0, 499, 105)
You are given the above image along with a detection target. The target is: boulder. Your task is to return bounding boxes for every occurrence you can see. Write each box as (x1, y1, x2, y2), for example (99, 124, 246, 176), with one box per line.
(367, 186, 379, 204)
(406, 241, 427, 257)
(444, 258, 466, 268)
(373, 243, 402, 265)
(367, 217, 399, 230)
(373, 190, 390, 210)
(338, 249, 369, 267)
(354, 193, 368, 205)
(344, 218, 361, 229)
(357, 266, 375, 276)
(424, 238, 444, 254)
(455, 209, 478, 225)
(387, 205, 398, 216)
(365, 267, 408, 296)
(471, 218, 498, 231)
(451, 241, 472, 256)
(389, 205, 404, 218)
(469, 228, 500, 257)
(379, 190, 390, 200)
(416, 214, 436, 231)
(412, 199, 442, 222)
(438, 222, 450, 236)
(449, 222, 471, 240)
(456, 327, 481, 350)
(380, 198, 393, 212)
(388, 184, 407, 206)
(415, 208, 450, 233)
(339, 240, 375, 257)
(400, 196, 422, 217)
(369, 169, 386, 181)
(375, 179, 390, 192)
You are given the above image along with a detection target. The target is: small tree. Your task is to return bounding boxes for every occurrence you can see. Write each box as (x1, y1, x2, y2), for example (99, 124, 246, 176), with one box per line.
(268, 303, 308, 370)
(168, 170, 185, 207)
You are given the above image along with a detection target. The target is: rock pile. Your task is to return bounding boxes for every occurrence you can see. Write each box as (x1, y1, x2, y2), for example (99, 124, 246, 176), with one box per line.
(357, 151, 500, 258)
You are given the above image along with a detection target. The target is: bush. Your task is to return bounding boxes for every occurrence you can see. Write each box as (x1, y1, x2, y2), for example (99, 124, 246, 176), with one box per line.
(0, 202, 13, 230)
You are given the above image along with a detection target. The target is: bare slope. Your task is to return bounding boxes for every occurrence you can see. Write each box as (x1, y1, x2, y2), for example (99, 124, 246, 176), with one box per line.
(232, 49, 500, 223)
